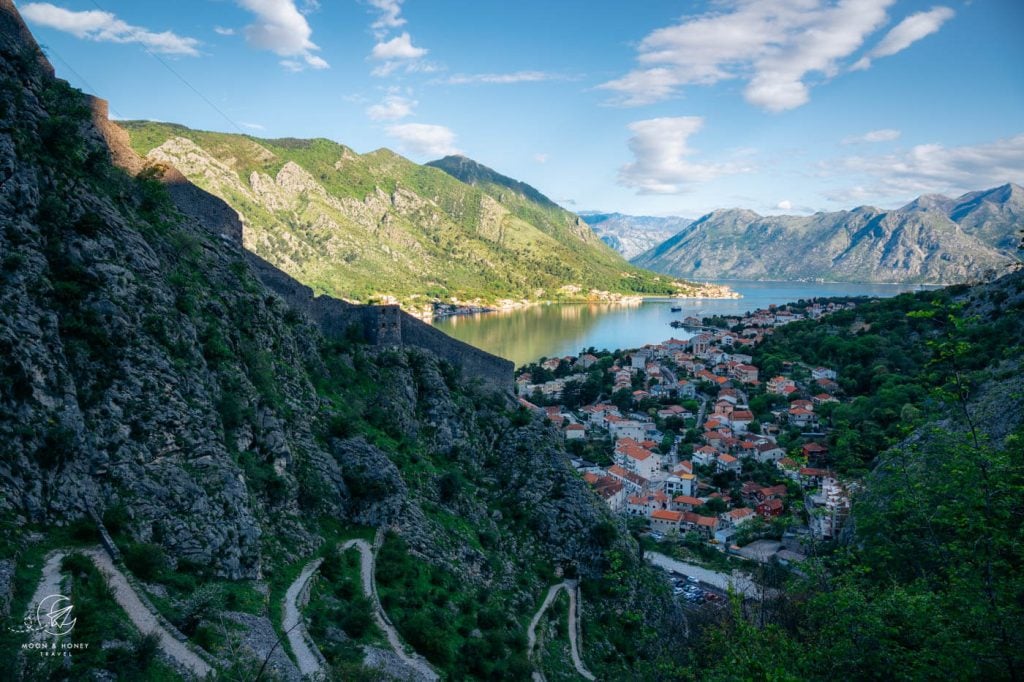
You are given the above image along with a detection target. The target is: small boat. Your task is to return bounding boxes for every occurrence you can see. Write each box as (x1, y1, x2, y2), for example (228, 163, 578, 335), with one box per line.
(670, 305, 682, 312)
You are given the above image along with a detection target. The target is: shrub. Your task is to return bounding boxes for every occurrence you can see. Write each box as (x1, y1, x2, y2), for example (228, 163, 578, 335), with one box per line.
(36, 425, 75, 469)
(131, 632, 160, 667)
(123, 542, 167, 582)
(102, 502, 130, 538)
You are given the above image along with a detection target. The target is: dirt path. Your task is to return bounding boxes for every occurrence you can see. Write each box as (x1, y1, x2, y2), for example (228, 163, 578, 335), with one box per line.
(281, 557, 326, 678)
(26, 552, 67, 644)
(281, 535, 438, 681)
(527, 580, 595, 681)
(85, 549, 214, 678)
(24, 548, 213, 679)
(565, 584, 595, 680)
(340, 538, 439, 681)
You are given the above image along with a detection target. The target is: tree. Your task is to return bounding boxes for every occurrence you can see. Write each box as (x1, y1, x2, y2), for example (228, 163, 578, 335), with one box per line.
(611, 387, 633, 412)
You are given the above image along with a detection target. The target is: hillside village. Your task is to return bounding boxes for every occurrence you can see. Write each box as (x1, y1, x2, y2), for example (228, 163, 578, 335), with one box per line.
(516, 299, 859, 566)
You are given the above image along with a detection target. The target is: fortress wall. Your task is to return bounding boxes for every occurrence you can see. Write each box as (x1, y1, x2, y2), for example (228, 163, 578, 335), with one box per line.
(247, 254, 513, 391)
(399, 314, 515, 390)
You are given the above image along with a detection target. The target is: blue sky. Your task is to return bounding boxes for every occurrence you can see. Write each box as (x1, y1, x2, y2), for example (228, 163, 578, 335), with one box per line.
(16, 0, 1024, 217)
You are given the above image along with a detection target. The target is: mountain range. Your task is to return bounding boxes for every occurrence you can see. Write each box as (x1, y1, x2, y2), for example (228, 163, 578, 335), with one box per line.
(579, 212, 693, 260)
(120, 124, 703, 315)
(631, 184, 1023, 283)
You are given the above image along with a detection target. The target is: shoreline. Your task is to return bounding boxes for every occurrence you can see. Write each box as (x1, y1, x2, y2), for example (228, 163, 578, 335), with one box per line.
(692, 277, 953, 287)
(415, 282, 741, 322)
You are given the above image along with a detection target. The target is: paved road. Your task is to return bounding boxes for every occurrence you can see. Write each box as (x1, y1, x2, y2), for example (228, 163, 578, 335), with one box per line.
(527, 580, 595, 681)
(645, 550, 762, 599)
(696, 394, 709, 428)
(282, 557, 326, 678)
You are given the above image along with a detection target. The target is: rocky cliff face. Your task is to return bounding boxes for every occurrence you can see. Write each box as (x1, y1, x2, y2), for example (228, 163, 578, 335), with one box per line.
(580, 212, 694, 260)
(0, 4, 684, 678)
(634, 196, 1021, 283)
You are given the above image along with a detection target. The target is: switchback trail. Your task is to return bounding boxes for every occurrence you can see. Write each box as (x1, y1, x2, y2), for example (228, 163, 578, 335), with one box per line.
(341, 537, 438, 681)
(282, 556, 326, 677)
(527, 580, 596, 681)
(281, 534, 439, 681)
(24, 548, 213, 679)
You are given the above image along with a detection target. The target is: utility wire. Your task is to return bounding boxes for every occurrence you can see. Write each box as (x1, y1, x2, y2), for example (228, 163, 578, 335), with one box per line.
(45, 45, 127, 120)
(87, 0, 248, 135)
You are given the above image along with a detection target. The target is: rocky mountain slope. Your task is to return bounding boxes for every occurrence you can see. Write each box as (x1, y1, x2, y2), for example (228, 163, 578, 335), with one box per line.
(0, 3, 684, 679)
(121, 124, 697, 317)
(633, 185, 1022, 283)
(580, 212, 693, 260)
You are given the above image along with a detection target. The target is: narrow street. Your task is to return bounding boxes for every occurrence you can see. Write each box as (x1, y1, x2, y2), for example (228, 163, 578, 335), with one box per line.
(645, 550, 764, 599)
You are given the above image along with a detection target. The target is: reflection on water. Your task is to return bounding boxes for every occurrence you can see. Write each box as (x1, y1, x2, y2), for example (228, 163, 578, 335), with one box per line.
(433, 281, 938, 367)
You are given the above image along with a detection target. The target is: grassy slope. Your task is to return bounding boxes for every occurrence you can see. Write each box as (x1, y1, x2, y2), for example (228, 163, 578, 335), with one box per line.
(121, 122, 687, 309)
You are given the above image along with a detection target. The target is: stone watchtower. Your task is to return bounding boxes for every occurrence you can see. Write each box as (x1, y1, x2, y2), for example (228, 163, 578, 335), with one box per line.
(370, 305, 403, 345)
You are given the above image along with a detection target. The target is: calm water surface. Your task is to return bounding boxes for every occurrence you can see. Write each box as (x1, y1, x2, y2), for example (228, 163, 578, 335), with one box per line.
(433, 281, 938, 367)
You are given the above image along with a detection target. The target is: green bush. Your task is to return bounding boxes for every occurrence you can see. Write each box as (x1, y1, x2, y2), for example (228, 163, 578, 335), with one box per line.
(123, 542, 168, 581)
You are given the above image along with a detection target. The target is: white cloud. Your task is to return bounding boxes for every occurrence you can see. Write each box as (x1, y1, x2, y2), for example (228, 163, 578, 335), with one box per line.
(852, 6, 954, 71)
(364, 1, 429, 77)
(842, 128, 901, 144)
(240, 121, 266, 130)
(618, 117, 751, 194)
(369, 32, 430, 77)
(367, 0, 406, 37)
(214, 26, 236, 36)
(236, 0, 328, 71)
(443, 71, 564, 85)
(599, 0, 906, 111)
(371, 32, 427, 60)
(831, 133, 1024, 198)
(386, 123, 460, 157)
(534, 153, 549, 164)
(366, 94, 416, 121)
(304, 54, 328, 69)
(21, 3, 200, 55)
(776, 200, 793, 210)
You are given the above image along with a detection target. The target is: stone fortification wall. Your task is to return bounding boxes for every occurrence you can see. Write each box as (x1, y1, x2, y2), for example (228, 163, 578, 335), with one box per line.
(247, 254, 513, 390)
(399, 314, 515, 389)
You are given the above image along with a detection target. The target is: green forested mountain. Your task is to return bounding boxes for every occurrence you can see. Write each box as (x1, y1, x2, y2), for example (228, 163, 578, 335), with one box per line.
(633, 186, 1023, 284)
(692, 270, 1024, 681)
(121, 123, 695, 314)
